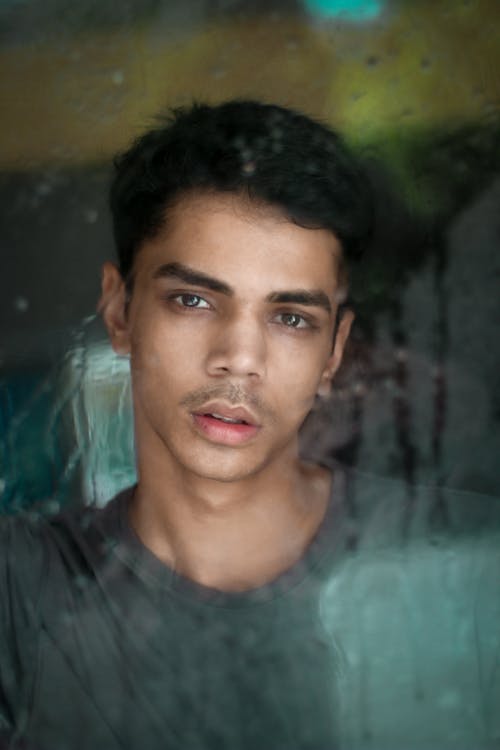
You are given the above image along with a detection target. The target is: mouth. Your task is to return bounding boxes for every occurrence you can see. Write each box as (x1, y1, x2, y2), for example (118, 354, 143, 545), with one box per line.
(191, 403, 261, 446)
(203, 412, 249, 424)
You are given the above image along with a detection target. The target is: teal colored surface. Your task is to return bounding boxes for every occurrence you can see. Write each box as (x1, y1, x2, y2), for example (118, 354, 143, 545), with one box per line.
(304, 0, 383, 20)
(0, 372, 58, 511)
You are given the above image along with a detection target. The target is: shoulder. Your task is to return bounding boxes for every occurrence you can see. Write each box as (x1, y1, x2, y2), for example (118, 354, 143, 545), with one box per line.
(0, 511, 49, 593)
(322, 468, 500, 647)
(0, 511, 53, 680)
(341, 468, 500, 546)
(0, 490, 129, 612)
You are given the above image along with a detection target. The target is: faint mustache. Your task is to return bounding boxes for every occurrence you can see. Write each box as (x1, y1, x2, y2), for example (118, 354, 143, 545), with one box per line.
(180, 384, 276, 422)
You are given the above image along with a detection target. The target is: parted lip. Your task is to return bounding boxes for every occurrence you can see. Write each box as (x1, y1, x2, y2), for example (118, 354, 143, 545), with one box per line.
(192, 401, 260, 427)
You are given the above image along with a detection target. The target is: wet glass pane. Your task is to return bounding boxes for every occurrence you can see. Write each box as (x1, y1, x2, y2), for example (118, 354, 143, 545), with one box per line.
(1, 1, 499, 748)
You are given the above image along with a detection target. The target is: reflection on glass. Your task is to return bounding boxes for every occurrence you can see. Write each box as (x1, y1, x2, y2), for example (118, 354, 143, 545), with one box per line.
(0, 1, 499, 749)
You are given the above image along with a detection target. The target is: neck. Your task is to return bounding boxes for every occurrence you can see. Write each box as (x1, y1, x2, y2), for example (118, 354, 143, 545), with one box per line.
(129, 436, 331, 592)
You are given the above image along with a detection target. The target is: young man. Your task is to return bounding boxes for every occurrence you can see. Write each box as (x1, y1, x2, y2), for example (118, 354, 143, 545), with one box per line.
(99, 100, 370, 594)
(1, 101, 498, 750)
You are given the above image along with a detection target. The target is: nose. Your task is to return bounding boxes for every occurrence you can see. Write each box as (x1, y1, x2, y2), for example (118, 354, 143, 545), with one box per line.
(205, 313, 267, 380)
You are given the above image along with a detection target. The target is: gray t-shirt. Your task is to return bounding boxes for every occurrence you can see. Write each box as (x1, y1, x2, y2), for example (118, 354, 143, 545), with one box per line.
(1, 467, 499, 749)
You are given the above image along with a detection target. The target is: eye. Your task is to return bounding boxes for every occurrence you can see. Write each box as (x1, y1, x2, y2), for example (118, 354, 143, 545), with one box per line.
(276, 312, 310, 329)
(173, 293, 210, 309)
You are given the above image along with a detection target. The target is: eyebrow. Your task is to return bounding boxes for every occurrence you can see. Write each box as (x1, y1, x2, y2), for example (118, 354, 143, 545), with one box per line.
(153, 262, 332, 313)
(153, 262, 232, 294)
(267, 290, 331, 313)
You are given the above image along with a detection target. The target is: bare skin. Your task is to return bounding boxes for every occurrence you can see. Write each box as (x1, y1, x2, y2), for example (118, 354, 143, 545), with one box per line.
(99, 192, 353, 592)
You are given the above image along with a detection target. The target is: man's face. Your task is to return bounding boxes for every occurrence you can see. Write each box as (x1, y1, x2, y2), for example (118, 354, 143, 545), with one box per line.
(101, 192, 352, 484)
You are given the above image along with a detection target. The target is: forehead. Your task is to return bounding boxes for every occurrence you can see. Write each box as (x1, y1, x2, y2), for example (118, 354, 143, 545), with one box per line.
(136, 192, 343, 293)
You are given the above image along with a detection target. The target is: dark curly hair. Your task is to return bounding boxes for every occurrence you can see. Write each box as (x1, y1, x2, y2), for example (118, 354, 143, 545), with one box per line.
(110, 100, 373, 283)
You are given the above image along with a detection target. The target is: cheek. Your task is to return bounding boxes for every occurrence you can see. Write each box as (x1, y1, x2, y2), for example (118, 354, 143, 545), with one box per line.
(274, 357, 324, 417)
(130, 312, 192, 372)
(129, 340, 180, 408)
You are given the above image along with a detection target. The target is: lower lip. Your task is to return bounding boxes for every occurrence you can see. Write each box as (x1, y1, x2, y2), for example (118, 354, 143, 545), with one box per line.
(192, 414, 260, 446)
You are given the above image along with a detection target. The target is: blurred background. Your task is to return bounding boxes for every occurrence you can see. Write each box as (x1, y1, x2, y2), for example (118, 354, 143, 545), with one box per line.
(0, 0, 499, 511)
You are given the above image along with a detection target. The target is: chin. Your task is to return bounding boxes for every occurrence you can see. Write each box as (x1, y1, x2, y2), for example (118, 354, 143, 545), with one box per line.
(178, 444, 270, 484)
(189, 459, 261, 484)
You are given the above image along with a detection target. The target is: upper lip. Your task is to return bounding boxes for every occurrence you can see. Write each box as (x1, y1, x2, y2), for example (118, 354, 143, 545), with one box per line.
(193, 401, 260, 427)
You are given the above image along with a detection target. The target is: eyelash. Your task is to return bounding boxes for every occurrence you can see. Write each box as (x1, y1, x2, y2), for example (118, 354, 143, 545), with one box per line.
(167, 293, 316, 330)
(275, 312, 313, 329)
(171, 293, 210, 309)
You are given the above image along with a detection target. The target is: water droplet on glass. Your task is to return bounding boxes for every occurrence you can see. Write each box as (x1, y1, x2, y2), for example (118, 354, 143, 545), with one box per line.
(242, 161, 256, 176)
(14, 296, 29, 312)
(36, 181, 52, 196)
(210, 67, 227, 80)
(111, 70, 124, 86)
(84, 208, 98, 224)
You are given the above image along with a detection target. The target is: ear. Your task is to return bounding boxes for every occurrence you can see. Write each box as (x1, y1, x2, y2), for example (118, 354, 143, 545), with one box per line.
(317, 308, 355, 397)
(97, 262, 131, 355)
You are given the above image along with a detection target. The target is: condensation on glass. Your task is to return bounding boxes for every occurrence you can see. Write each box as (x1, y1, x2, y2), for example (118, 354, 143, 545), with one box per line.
(0, 1, 499, 747)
